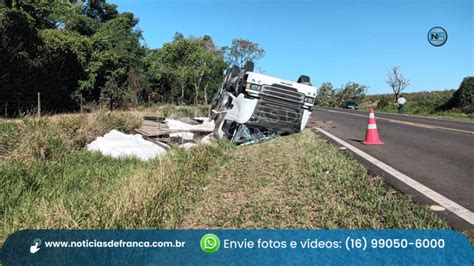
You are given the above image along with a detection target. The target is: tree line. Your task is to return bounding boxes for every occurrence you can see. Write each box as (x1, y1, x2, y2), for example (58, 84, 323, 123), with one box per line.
(314, 66, 472, 114)
(314, 66, 411, 108)
(0, 0, 265, 116)
(314, 82, 368, 108)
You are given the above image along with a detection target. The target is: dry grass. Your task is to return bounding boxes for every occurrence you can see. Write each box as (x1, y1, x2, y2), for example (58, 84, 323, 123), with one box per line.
(182, 131, 448, 229)
(1, 111, 142, 164)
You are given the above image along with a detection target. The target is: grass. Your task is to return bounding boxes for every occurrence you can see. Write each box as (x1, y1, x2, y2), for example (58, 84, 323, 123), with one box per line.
(182, 131, 447, 229)
(0, 109, 451, 244)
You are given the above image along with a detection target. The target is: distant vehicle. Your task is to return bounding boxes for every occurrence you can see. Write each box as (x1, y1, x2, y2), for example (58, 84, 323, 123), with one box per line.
(342, 101, 358, 110)
(210, 61, 318, 145)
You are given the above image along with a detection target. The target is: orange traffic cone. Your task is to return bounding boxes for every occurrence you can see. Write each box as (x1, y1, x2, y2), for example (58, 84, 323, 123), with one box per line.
(362, 108, 384, 145)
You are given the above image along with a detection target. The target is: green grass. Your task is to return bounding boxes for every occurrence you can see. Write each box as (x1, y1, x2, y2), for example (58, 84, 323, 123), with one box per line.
(0, 110, 451, 244)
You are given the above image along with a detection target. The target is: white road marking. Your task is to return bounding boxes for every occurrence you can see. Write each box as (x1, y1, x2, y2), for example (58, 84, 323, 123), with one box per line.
(316, 127, 474, 225)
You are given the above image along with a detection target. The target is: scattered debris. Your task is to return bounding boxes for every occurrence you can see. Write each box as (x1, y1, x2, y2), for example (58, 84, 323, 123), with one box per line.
(87, 130, 167, 161)
(429, 205, 446, 212)
(200, 133, 214, 145)
(88, 118, 216, 160)
(179, 142, 198, 150)
(135, 117, 215, 147)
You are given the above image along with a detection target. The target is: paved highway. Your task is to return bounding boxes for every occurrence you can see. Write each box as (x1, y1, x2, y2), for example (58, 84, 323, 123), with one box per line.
(312, 108, 474, 228)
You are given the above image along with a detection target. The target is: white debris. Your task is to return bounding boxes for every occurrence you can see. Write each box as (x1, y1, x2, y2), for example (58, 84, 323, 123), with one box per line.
(165, 118, 215, 141)
(200, 133, 215, 145)
(429, 205, 446, 212)
(87, 130, 167, 161)
(179, 142, 198, 149)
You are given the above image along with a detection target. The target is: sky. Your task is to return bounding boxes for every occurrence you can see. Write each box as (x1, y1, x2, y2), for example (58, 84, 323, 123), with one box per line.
(112, 0, 473, 94)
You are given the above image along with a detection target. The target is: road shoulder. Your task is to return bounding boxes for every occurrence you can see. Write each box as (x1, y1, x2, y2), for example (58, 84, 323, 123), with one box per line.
(313, 127, 474, 236)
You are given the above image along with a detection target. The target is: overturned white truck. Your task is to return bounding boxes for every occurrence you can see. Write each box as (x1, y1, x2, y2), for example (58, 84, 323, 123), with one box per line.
(210, 62, 317, 145)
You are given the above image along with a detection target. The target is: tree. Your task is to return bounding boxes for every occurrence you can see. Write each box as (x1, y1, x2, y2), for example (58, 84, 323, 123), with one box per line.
(314, 82, 335, 107)
(100, 69, 127, 111)
(38, 29, 88, 111)
(2, 0, 76, 29)
(146, 34, 226, 105)
(83, 0, 118, 22)
(1, 0, 234, 115)
(80, 11, 144, 102)
(456, 77, 473, 113)
(222, 38, 265, 67)
(65, 13, 98, 36)
(0, 8, 43, 116)
(438, 77, 473, 114)
(335, 82, 368, 107)
(387, 65, 409, 101)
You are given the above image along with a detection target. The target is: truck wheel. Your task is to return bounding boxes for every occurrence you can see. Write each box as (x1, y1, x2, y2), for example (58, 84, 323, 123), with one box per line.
(244, 61, 254, 72)
(297, 75, 311, 84)
(231, 65, 239, 77)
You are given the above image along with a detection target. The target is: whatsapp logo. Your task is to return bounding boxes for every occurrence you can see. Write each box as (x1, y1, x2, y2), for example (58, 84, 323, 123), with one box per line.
(200, 233, 220, 254)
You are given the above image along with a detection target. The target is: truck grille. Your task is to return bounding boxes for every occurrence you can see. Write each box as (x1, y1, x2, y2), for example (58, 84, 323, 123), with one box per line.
(247, 84, 305, 133)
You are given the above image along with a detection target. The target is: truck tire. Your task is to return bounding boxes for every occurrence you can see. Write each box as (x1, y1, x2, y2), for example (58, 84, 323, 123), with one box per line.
(231, 65, 239, 77)
(297, 75, 311, 84)
(244, 61, 254, 72)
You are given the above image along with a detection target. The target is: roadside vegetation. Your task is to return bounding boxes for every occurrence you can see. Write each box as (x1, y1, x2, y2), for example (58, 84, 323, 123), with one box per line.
(1, 109, 449, 243)
(1, 1, 266, 117)
(360, 89, 474, 121)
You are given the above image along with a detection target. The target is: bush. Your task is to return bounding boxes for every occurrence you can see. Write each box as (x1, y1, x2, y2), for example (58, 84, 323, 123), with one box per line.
(376, 95, 391, 109)
(334, 82, 368, 107)
(455, 77, 473, 113)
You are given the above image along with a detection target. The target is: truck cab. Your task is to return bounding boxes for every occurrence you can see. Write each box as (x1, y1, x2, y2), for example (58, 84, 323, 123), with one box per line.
(210, 62, 318, 145)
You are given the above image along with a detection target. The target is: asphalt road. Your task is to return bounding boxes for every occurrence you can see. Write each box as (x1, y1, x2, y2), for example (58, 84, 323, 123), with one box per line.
(312, 107, 474, 227)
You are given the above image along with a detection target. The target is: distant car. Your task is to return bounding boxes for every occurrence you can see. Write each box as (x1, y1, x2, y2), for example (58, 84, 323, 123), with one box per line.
(342, 101, 358, 110)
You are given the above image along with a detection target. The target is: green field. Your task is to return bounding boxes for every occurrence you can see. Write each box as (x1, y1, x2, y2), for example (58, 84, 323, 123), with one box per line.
(0, 109, 451, 244)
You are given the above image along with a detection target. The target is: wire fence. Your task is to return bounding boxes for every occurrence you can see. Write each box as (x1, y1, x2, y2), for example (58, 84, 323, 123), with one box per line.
(0, 91, 82, 118)
(1, 91, 36, 117)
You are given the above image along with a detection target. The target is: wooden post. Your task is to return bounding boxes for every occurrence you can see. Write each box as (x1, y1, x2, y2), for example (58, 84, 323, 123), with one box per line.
(17, 93, 20, 116)
(37, 92, 41, 119)
(204, 83, 208, 105)
(80, 94, 84, 113)
(4, 102, 7, 117)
